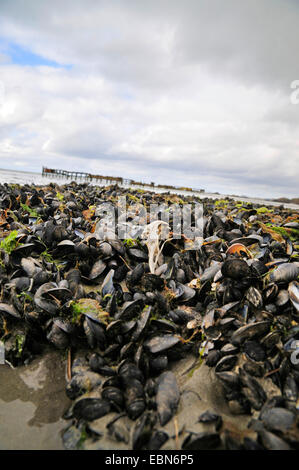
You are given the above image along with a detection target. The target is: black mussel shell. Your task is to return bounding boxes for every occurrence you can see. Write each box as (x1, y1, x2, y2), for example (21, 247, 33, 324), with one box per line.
(73, 398, 111, 421)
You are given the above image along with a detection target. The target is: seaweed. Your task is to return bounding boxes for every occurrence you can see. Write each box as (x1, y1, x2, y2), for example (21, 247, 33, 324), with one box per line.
(0, 230, 20, 254)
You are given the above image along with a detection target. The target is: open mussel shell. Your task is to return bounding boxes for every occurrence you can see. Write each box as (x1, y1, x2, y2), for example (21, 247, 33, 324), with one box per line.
(245, 286, 263, 308)
(98, 241, 113, 258)
(43, 287, 73, 302)
(283, 221, 299, 229)
(101, 269, 115, 296)
(89, 259, 106, 280)
(160, 259, 173, 279)
(131, 305, 152, 342)
(226, 243, 249, 257)
(105, 319, 122, 338)
(0, 302, 21, 319)
(260, 330, 281, 351)
(269, 262, 299, 284)
(105, 237, 125, 256)
(231, 321, 271, 346)
(215, 355, 238, 372)
(288, 281, 299, 312)
(168, 308, 195, 325)
(6, 276, 31, 293)
(275, 289, 289, 307)
(200, 262, 222, 282)
(52, 317, 74, 334)
(120, 341, 135, 360)
(120, 320, 137, 337)
(12, 243, 40, 258)
(34, 282, 60, 315)
(144, 334, 181, 355)
(264, 283, 279, 302)
(174, 282, 196, 302)
(21, 257, 39, 277)
(73, 228, 85, 239)
(285, 238, 293, 256)
(220, 343, 239, 356)
(116, 298, 144, 321)
(127, 248, 148, 261)
(151, 318, 178, 333)
(53, 240, 75, 256)
(228, 236, 263, 247)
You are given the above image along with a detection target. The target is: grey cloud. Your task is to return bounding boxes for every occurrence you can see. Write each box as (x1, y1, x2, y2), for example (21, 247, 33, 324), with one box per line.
(0, 1, 298, 199)
(1, 0, 299, 91)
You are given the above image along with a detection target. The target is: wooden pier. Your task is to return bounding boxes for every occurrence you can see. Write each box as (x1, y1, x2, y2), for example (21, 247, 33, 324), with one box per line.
(42, 167, 126, 185)
(42, 166, 205, 194)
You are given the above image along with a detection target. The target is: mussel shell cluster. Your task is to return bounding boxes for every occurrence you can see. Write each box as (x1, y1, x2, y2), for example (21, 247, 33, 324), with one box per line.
(0, 181, 299, 449)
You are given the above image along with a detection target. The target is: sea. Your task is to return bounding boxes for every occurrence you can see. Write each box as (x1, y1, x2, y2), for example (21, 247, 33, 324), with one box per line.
(0, 168, 298, 210)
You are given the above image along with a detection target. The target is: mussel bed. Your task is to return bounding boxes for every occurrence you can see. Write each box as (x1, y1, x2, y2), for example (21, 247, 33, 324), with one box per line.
(0, 181, 299, 450)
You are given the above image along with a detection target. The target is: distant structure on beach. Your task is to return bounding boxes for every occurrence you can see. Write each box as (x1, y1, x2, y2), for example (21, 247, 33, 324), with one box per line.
(42, 166, 126, 185)
(42, 166, 205, 193)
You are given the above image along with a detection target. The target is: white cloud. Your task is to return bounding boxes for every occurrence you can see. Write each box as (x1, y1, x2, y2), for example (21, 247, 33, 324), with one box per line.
(0, 0, 298, 198)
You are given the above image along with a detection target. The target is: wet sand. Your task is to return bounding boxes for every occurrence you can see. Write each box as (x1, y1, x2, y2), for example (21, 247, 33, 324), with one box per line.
(0, 350, 252, 450)
(0, 350, 70, 450)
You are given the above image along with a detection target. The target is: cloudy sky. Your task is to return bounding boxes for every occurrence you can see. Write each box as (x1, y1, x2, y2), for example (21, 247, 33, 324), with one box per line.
(0, 0, 298, 198)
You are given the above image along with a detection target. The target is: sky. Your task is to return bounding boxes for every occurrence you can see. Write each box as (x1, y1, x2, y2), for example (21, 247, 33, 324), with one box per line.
(0, 0, 298, 199)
